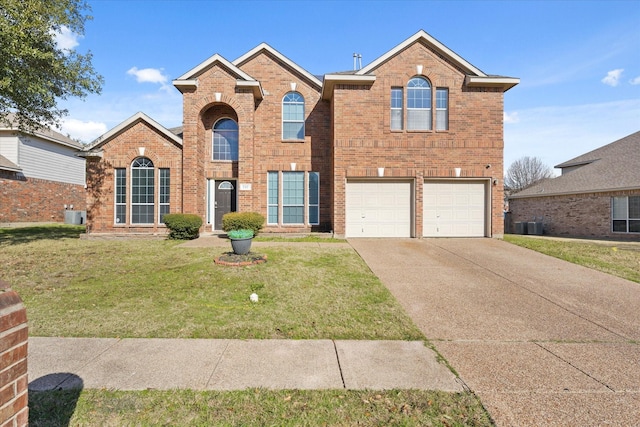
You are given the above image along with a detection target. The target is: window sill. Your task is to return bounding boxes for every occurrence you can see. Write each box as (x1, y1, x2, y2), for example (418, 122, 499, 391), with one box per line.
(281, 139, 305, 143)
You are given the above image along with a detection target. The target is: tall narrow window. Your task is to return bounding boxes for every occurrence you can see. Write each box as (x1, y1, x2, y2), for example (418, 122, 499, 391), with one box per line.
(213, 118, 238, 161)
(159, 168, 170, 224)
(115, 168, 126, 224)
(436, 88, 449, 131)
(282, 171, 304, 224)
(407, 77, 431, 130)
(131, 157, 154, 224)
(282, 92, 305, 140)
(308, 172, 319, 225)
(267, 172, 279, 224)
(390, 87, 403, 130)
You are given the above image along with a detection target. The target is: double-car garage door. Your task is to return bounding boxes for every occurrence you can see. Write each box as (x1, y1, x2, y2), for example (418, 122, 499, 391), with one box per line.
(346, 180, 487, 238)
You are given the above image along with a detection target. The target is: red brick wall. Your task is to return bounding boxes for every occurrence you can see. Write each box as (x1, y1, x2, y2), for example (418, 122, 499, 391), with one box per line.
(85, 120, 183, 234)
(0, 170, 86, 223)
(331, 42, 505, 237)
(181, 51, 332, 232)
(509, 190, 640, 240)
(0, 280, 28, 426)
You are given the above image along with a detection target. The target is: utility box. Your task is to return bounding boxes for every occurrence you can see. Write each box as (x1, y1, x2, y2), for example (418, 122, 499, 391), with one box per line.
(515, 222, 528, 235)
(527, 222, 543, 235)
(64, 210, 86, 225)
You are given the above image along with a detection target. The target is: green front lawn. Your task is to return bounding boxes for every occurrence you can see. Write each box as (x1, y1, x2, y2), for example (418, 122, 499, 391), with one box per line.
(1, 225, 491, 426)
(504, 235, 640, 283)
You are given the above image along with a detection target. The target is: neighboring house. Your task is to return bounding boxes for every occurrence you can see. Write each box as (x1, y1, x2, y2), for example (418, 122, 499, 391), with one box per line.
(0, 115, 86, 224)
(508, 131, 640, 240)
(82, 30, 518, 238)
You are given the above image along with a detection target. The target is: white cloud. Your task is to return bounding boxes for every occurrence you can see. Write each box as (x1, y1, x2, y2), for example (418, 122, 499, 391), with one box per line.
(504, 111, 520, 124)
(52, 26, 80, 51)
(630, 76, 640, 85)
(127, 67, 168, 84)
(127, 67, 172, 92)
(601, 69, 624, 87)
(60, 118, 108, 143)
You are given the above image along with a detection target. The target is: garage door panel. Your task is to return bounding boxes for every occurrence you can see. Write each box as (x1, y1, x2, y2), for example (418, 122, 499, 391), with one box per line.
(424, 181, 486, 237)
(346, 181, 411, 238)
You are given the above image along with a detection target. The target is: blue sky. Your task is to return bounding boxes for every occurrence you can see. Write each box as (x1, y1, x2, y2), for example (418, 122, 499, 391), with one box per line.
(57, 0, 640, 171)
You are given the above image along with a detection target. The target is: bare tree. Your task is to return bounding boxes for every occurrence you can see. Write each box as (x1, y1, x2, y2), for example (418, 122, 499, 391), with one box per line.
(504, 156, 554, 193)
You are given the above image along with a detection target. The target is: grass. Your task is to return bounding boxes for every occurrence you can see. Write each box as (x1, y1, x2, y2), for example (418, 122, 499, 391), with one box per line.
(29, 389, 492, 426)
(0, 226, 422, 340)
(3, 225, 491, 426)
(504, 235, 640, 283)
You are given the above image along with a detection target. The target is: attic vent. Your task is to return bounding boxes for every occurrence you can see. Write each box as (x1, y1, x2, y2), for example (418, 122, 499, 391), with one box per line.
(353, 53, 362, 71)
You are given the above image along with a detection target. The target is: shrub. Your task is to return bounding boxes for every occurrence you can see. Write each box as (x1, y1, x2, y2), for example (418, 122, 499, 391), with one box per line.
(163, 214, 203, 240)
(222, 212, 265, 236)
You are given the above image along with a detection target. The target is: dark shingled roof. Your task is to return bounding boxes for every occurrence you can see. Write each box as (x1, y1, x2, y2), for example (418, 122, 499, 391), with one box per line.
(510, 130, 640, 198)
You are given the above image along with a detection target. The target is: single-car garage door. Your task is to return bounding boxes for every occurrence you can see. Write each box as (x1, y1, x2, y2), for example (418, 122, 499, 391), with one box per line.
(423, 181, 486, 237)
(346, 181, 412, 237)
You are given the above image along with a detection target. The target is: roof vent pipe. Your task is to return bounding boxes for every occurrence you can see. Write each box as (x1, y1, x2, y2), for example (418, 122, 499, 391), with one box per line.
(353, 53, 362, 71)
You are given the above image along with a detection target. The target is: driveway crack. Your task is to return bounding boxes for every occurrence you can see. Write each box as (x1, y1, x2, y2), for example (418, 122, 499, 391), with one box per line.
(332, 340, 346, 389)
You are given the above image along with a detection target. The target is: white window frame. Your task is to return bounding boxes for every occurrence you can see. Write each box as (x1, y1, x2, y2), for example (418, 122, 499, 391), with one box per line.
(131, 157, 155, 225)
(282, 92, 305, 140)
(407, 77, 432, 131)
(390, 87, 403, 130)
(267, 171, 320, 226)
(267, 171, 279, 225)
(159, 168, 170, 224)
(435, 87, 449, 131)
(114, 168, 126, 224)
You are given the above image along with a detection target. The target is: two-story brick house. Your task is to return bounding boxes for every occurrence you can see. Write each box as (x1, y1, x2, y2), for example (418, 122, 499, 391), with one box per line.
(82, 30, 518, 238)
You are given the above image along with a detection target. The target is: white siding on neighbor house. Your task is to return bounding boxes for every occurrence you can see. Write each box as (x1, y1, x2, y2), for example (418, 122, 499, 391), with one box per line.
(0, 133, 20, 165)
(18, 136, 85, 185)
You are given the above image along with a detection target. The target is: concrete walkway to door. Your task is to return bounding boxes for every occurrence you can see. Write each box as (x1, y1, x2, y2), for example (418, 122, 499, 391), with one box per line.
(349, 238, 640, 427)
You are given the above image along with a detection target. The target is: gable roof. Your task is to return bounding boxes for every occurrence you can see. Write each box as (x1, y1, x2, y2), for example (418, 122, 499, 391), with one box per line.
(233, 42, 323, 90)
(81, 112, 183, 158)
(172, 53, 264, 99)
(0, 113, 83, 150)
(322, 29, 518, 100)
(510, 131, 640, 198)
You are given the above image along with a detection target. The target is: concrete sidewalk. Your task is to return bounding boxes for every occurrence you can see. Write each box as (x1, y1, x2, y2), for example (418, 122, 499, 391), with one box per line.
(28, 338, 464, 392)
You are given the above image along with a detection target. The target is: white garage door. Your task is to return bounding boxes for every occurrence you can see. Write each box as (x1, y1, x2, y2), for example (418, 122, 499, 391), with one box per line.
(346, 181, 411, 237)
(424, 181, 486, 237)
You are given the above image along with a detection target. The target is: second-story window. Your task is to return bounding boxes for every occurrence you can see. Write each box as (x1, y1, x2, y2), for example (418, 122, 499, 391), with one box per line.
(407, 77, 431, 130)
(390, 87, 403, 130)
(282, 92, 305, 140)
(436, 88, 449, 131)
(213, 118, 238, 161)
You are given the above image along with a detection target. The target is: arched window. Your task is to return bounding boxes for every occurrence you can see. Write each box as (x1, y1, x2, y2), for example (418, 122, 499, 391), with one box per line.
(407, 77, 431, 130)
(213, 118, 238, 161)
(131, 157, 154, 224)
(282, 92, 305, 140)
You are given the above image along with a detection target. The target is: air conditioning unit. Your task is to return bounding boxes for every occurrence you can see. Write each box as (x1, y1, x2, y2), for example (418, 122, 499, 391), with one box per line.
(64, 210, 86, 225)
(515, 222, 528, 235)
(527, 222, 543, 235)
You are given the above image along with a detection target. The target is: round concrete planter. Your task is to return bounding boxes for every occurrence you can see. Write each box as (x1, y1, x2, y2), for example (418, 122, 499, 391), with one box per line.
(230, 237, 252, 255)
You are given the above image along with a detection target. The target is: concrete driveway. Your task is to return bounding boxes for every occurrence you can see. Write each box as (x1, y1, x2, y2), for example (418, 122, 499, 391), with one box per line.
(349, 238, 640, 427)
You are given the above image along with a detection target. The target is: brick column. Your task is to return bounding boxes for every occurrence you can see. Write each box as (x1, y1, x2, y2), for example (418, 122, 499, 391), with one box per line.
(0, 280, 28, 426)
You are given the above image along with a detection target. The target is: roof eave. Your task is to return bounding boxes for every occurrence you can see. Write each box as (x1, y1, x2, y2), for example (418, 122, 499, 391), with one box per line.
(465, 76, 520, 91)
(85, 112, 182, 151)
(172, 79, 198, 93)
(321, 74, 377, 100)
(357, 29, 487, 77)
(236, 80, 264, 100)
(509, 185, 640, 199)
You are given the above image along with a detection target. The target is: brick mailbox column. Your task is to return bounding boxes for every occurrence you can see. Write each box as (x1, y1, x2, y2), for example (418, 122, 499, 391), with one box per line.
(0, 280, 28, 426)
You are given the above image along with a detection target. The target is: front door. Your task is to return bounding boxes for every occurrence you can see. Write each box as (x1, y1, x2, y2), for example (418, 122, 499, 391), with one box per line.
(213, 180, 236, 230)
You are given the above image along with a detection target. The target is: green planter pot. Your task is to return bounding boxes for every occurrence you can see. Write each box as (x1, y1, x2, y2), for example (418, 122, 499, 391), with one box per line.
(230, 237, 252, 255)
